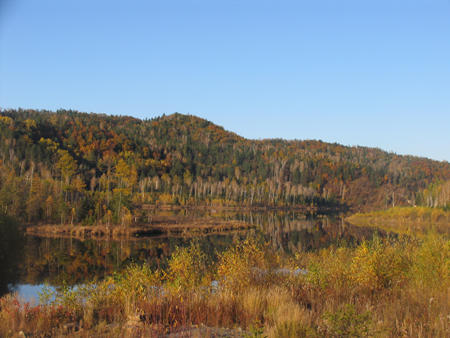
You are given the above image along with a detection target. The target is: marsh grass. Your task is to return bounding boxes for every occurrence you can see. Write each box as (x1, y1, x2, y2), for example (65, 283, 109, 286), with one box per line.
(347, 206, 450, 236)
(2, 234, 450, 337)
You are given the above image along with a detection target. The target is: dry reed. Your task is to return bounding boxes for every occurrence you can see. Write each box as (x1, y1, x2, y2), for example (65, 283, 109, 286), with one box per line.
(2, 233, 450, 337)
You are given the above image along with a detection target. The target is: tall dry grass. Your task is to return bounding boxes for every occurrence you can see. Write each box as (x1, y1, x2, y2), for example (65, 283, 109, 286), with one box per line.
(2, 233, 450, 337)
(347, 206, 450, 235)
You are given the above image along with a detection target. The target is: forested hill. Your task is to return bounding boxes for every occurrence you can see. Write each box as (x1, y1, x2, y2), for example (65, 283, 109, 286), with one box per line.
(1, 108, 449, 224)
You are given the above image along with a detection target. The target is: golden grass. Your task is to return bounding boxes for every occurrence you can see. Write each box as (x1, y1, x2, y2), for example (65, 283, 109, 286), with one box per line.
(3, 233, 450, 337)
(346, 206, 450, 236)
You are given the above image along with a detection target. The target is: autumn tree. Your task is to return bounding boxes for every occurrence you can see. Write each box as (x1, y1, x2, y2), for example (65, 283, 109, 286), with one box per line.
(113, 159, 137, 222)
(56, 150, 77, 199)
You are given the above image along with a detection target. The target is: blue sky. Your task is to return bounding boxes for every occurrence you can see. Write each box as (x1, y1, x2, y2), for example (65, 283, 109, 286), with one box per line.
(1, 0, 449, 162)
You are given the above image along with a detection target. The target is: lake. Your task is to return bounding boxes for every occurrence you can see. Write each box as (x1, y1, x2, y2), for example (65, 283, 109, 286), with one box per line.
(2, 209, 377, 301)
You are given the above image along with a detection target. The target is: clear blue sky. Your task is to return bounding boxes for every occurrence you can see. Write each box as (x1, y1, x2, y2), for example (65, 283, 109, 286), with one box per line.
(1, 0, 449, 162)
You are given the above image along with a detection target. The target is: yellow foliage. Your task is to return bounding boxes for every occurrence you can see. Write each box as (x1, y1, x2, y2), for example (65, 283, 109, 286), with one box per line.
(303, 246, 352, 291)
(106, 264, 161, 316)
(350, 236, 410, 291)
(57, 150, 77, 183)
(25, 118, 37, 130)
(0, 115, 12, 125)
(166, 242, 209, 289)
(121, 207, 132, 226)
(412, 232, 450, 288)
(217, 238, 271, 291)
(39, 137, 59, 152)
(157, 193, 173, 205)
(431, 208, 445, 222)
(22, 134, 33, 145)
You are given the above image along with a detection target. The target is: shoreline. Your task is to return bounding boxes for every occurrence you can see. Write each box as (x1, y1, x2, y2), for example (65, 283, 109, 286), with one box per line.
(140, 204, 349, 212)
(25, 216, 256, 240)
(22, 205, 349, 240)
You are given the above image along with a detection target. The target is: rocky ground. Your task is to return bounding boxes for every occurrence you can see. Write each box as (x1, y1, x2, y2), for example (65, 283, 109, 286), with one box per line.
(17, 317, 249, 338)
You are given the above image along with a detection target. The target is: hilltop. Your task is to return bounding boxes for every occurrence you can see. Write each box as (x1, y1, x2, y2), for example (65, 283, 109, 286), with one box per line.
(0, 108, 449, 224)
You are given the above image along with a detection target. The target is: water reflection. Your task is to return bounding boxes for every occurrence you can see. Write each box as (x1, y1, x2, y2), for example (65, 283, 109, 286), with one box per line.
(2, 211, 378, 299)
(0, 213, 26, 296)
(20, 232, 247, 289)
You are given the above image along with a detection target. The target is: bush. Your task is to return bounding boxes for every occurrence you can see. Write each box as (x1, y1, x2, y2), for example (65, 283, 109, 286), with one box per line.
(166, 241, 209, 289)
(350, 235, 411, 292)
(217, 238, 271, 291)
(274, 321, 318, 338)
(322, 304, 374, 337)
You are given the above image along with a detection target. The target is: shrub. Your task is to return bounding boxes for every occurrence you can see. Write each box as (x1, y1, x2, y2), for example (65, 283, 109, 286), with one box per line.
(273, 321, 318, 338)
(165, 241, 209, 290)
(350, 235, 411, 292)
(217, 238, 271, 292)
(322, 304, 374, 338)
(412, 231, 450, 288)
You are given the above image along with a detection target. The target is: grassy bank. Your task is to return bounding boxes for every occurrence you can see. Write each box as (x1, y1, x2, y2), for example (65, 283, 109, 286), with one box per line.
(346, 206, 450, 235)
(2, 234, 450, 337)
(25, 216, 255, 240)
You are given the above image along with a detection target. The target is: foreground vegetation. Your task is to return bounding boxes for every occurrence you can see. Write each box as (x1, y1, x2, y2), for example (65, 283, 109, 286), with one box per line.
(347, 206, 450, 235)
(2, 232, 450, 337)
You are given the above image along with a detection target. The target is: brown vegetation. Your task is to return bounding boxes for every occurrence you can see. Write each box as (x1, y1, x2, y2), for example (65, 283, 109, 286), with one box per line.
(25, 216, 255, 240)
(3, 233, 450, 337)
(346, 206, 450, 235)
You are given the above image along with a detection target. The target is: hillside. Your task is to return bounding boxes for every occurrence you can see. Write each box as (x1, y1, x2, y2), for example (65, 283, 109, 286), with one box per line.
(1, 108, 449, 224)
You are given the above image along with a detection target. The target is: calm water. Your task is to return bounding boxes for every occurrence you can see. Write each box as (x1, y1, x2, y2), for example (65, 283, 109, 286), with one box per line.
(2, 210, 377, 300)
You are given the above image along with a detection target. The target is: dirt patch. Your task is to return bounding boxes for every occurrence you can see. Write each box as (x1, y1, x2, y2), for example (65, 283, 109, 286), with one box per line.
(23, 323, 248, 338)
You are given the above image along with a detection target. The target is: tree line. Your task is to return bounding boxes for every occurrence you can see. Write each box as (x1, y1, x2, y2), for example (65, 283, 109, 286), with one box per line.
(1, 108, 449, 225)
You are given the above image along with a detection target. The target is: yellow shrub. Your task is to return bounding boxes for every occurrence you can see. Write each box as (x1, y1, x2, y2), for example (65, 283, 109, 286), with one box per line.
(109, 264, 161, 317)
(350, 236, 410, 292)
(217, 238, 270, 291)
(412, 232, 450, 288)
(303, 246, 352, 291)
(166, 242, 209, 290)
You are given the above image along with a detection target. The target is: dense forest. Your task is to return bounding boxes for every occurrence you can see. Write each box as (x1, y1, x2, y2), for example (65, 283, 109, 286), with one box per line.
(1, 108, 449, 225)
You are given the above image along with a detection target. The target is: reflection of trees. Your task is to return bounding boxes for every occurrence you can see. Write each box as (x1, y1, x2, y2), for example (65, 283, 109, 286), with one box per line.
(20, 232, 247, 288)
(233, 211, 374, 255)
(18, 211, 377, 289)
(0, 214, 26, 297)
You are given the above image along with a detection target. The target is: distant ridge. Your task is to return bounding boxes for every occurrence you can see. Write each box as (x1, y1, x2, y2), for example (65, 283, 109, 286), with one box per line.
(0, 108, 449, 223)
